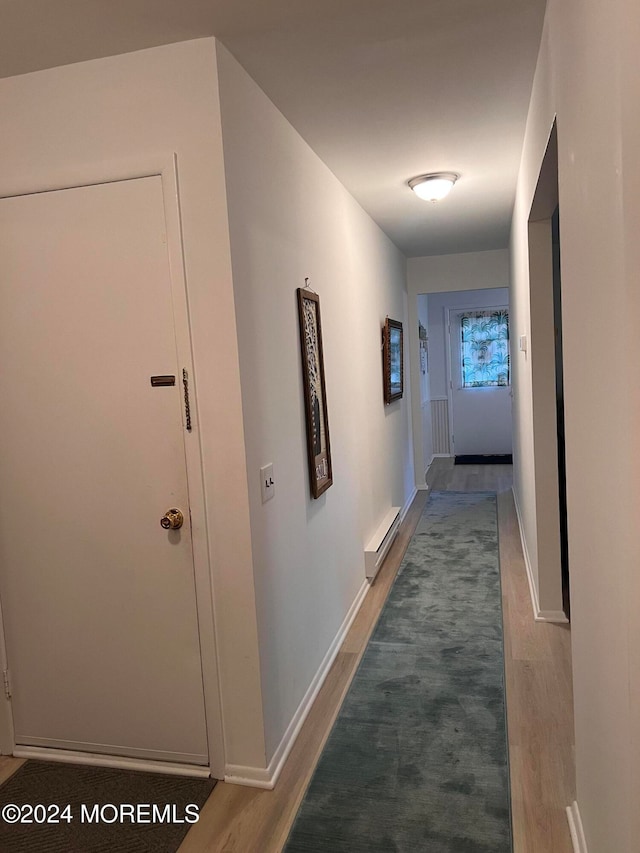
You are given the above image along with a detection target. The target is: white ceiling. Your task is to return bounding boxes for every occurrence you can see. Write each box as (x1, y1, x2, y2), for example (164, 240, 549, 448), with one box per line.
(0, 0, 547, 257)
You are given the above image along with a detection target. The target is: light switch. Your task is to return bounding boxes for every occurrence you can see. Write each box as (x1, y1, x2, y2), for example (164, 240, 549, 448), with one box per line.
(260, 463, 275, 503)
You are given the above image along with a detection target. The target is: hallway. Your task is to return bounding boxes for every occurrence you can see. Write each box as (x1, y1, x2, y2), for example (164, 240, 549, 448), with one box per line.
(174, 460, 575, 851)
(0, 2, 637, 848)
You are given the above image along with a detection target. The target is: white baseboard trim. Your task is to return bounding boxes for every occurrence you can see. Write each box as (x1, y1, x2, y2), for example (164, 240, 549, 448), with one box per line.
(223, 763, 273, 789)
(511, 485, 539, 617)
(225, 577, 371, 790)
(511, 487, 568, 624)
(537, 609, 569, 622)
(13, 746, 210, 778)
(432, 453, 452, 458)
(422, 454, 437, 483)
(401, 487, 419, 517)
(566, 801, 588, 853)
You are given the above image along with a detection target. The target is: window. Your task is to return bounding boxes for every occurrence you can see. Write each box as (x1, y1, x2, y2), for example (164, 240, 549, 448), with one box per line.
(460, 309, 510, 388)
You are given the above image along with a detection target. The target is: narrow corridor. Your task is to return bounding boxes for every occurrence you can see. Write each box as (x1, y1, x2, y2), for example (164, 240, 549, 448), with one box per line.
(175, 460, 575, 852)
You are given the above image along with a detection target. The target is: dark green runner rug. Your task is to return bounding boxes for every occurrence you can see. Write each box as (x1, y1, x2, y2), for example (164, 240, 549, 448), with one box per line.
(0, 760, 214, 852)
(284, 491, 512, 853)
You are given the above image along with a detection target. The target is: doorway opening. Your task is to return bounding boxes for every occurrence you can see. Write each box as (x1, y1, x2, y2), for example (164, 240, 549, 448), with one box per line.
(414, 287, 513, 474)
(528, 121, 570, 620)
(447, 301, 512, 461)
(552, 207, 570, 617)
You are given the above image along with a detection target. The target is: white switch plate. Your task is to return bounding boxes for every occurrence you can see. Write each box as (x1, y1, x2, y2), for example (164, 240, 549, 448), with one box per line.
(260, 463, 275, 503)
(519, 334, 527, 352)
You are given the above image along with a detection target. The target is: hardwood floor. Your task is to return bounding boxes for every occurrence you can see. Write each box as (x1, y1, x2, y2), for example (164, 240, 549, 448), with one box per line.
(0, 459, 575, 852)
(427, 458, 575, 853)
(0, 755, 24, 786)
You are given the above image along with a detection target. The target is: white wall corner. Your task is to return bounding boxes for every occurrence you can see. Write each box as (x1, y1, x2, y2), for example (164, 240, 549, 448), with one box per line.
(223, 764, 274, 790)
(225, 578, 370, 789)
(511, 485, 540, 616)
(511, 487, 567, 624)
(536, 608, 568, 623)
(400, 487, 419, 520)
(566, 801, 588, 853)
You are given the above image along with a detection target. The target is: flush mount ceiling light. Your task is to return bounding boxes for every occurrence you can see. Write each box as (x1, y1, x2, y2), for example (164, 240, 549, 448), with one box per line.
(408, 172, 459, 202)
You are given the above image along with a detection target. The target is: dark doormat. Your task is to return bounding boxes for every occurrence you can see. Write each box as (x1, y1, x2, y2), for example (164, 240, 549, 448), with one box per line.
(0, 760, 215, 852)
(455, 454, 513, 465)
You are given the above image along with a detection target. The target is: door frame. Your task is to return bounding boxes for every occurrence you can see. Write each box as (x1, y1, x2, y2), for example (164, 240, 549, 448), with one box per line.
(525, 120, 567, 622)
(0, 153, 226, 778)
(445, 303, 511, 456)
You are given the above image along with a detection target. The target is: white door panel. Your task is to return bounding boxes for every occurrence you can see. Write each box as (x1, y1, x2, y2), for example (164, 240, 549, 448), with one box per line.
(0, 177, 208, 763)
(449, 307, 513, 456)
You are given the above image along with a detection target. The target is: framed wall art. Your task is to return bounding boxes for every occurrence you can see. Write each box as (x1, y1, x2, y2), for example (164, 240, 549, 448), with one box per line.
(383, 317, 404, 404)
(297, 287, 333, 498)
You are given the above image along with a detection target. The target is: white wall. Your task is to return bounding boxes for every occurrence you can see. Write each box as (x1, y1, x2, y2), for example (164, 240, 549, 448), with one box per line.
(511, 0, 640, 849)
(407, 250, 509, 478)
(408, 249, 510, 296)
(216, 45, 415, 765)
(0, 39, 267, 775)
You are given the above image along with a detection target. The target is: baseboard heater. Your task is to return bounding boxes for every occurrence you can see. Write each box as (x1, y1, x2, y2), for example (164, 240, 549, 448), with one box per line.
(364, 507, 401, 581)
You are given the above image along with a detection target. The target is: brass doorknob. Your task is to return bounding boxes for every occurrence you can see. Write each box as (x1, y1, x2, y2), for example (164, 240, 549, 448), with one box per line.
(160, 508, 184, 530)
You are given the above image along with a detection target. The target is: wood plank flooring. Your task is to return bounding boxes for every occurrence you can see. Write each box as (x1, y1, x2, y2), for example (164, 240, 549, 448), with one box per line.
(427, 458, 575, 853)
(0, 459, 575, 852)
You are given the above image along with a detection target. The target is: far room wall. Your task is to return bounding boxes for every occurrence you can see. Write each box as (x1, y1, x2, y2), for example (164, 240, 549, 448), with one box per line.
(407, 250, 510, 482)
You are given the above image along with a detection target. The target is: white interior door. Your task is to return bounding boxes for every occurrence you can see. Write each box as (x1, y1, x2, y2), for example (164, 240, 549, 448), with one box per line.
(0, 176, 209, 765)
(448, 306, 513, 456)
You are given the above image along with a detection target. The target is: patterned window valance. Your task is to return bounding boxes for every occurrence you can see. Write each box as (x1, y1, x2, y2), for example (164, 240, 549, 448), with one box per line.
(460, 309, 510, 388)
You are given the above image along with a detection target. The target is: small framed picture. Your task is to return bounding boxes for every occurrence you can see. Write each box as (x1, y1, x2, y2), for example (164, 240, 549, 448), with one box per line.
(383, 318, 404, 404)
(297, 288, 333, 498)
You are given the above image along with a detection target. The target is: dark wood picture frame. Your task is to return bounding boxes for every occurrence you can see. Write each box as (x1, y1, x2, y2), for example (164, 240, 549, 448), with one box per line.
(383, 317, 404, 404)
(297, 288, 333, 498)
